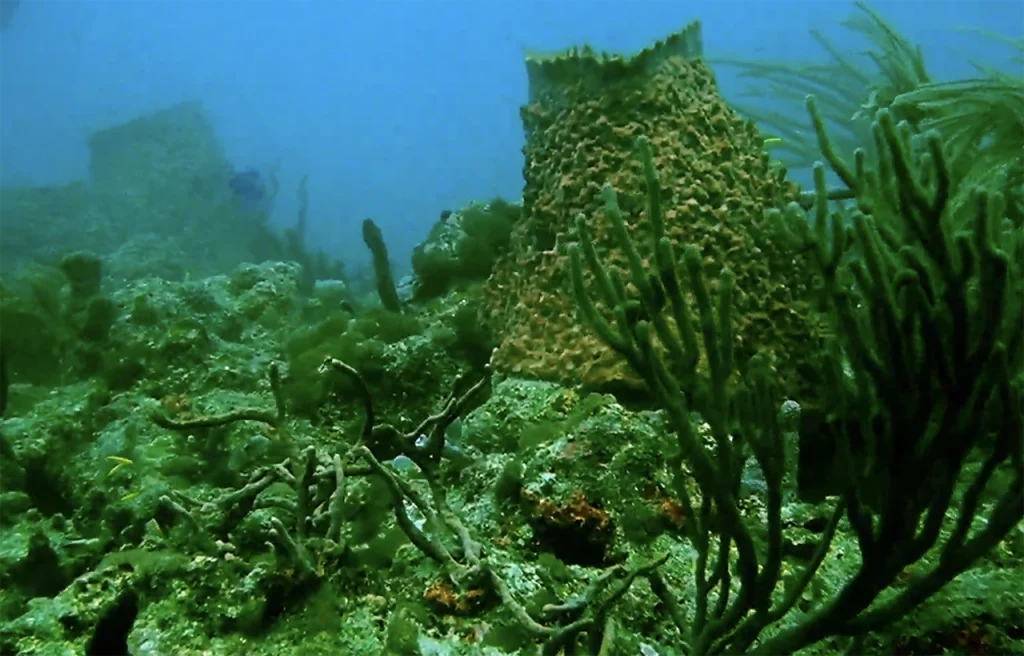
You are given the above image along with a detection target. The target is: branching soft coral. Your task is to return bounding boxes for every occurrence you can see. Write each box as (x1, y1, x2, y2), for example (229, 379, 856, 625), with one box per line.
(567, 92, 1022, 653)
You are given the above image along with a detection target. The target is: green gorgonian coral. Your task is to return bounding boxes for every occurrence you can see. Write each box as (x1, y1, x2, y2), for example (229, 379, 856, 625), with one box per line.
(568, 93, 1022, 653)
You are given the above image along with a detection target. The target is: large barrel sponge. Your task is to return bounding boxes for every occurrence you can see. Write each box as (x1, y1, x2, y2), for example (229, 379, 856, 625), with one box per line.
(483, 23, 825, 399)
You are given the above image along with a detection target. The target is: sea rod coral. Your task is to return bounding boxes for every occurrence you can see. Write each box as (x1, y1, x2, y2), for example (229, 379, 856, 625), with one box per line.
(568, 99, 1022, 653)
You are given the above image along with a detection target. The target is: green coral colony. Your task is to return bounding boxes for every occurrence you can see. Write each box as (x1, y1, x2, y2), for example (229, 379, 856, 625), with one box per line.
(1, 5, 1021, 656)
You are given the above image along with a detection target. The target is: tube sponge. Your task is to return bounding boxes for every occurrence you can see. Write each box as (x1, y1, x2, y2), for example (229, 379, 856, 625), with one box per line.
(361, 218, 402, 313)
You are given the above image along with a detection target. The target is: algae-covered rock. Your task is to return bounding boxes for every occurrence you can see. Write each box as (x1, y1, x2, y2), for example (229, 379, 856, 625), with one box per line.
(107, 233, 190, 283)
(58, 252, 104, 302)
(411, 199, 520, 301)
(0, 182, 101, 276)
(282, 304, 458, 423)
(0, 245, 1018, 656)
(0, 266, 74, 386)
(460, 378, 680, 560)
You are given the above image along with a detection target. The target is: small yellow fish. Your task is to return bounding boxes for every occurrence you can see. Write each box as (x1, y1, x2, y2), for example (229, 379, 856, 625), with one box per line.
(763, 136, 784, 147)
(106, 455, 134, 476)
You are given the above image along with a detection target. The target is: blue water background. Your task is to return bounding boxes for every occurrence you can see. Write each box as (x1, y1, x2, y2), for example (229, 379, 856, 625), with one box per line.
(1, 1, 1020, 271)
